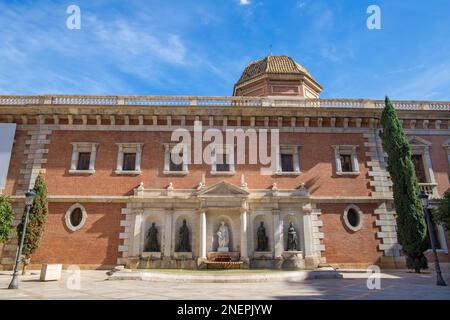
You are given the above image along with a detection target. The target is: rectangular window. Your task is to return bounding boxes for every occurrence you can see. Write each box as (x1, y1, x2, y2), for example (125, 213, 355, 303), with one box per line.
(280, 154, 294, 172)
(169, 152, 184, 172)
(333, 145, 359, 175)
(164, 144, 188, 175)
(412, 154, 427, 183)
(77, 152, 91, 171)
(122, 153, 136, 171)
(340, 154, 353, 173)
(216, 153, 230, 172)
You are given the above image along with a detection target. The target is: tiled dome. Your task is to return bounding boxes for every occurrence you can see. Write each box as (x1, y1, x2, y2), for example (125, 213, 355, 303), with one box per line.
(236, 55, 316, 86)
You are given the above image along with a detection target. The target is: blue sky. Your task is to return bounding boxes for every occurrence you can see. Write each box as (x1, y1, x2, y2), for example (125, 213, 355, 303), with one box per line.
(1, 0, 450, 100)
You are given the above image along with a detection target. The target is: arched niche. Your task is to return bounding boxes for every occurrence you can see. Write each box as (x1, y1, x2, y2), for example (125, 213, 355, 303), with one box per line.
(141, 212, 164, 253)
(252, 214, 273, 252)
(282, 213, 303, 252)
(174, 214, 194, 253)
(210, 215, 235, 252)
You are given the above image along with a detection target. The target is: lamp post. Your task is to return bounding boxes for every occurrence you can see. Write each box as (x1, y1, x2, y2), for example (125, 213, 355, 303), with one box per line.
(8, 190, 36, 289)
(419, 191, 447, 286)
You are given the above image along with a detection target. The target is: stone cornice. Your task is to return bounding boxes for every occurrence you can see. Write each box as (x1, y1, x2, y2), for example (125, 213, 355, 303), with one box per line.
(9, 194, 394, 204)
(1, 96, 448, 130)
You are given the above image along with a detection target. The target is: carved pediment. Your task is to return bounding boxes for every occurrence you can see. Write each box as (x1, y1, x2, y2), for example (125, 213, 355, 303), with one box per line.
(408, 136, 432, 147)
(197, 181, 249, 197)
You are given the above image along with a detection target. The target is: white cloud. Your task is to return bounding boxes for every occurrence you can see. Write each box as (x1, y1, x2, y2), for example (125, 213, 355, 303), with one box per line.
(0, 3, 192, 93)
(239, 0, 251, 5)
(296, 1, 306, 9)
(390, 62, 450, 100)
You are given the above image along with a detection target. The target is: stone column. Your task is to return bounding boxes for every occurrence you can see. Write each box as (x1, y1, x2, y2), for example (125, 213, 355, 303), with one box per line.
(131, 210, 143, 256)
(240, 209, 248, 261)
(273, 209, 283, 258)
(199, 210, 207, 260)
(164, 209, 173, 259)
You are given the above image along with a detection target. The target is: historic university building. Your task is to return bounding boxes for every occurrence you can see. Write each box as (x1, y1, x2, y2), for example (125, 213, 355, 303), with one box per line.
(0, 55, 449, 270)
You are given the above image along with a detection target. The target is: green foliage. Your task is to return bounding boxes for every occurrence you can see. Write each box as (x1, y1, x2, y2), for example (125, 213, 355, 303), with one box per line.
(17, 174, 48, 258)
(0, 195, 13, 243)
(379, 97, 428, 272)
(433, 191, 450, 236)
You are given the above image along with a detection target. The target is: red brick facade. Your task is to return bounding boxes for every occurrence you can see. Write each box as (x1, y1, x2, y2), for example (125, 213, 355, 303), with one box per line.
(319, 203, 383, 268)
(31, 203, 124, 269)
(0, 56, 449, 270)
(42, 131, 371, 196)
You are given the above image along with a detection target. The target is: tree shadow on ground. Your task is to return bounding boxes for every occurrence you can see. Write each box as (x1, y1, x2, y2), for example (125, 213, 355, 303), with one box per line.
(271, 272, 450, 300)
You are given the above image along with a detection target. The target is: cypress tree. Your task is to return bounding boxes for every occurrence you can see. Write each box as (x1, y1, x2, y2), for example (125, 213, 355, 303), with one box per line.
(0, 195, 13, 243)
(17, 173, 48, 273)
(379, 96, 428, 272)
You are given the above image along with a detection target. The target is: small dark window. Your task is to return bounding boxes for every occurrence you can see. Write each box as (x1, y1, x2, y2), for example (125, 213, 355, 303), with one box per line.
(77, 152, 91, 170)
(216, 153, 230, 172)
(123, 153, 136, 171)
(340, 154, 353, 172)
(281, 154, 294, 172)
(411, 154, 427, 183)
(169, 152, 184, 172)
(347, 209, 359, 228)
(70, 208, 83, 228)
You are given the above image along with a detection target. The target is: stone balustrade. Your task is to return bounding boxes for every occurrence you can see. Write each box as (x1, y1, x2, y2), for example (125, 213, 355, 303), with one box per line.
(418, 183, 439, 199)
(0, 95, 449, 111)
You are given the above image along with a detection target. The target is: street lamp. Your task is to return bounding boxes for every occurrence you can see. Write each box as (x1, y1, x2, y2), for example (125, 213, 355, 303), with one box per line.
(8, 190, 36, 289)
(419, 191, 447, 286)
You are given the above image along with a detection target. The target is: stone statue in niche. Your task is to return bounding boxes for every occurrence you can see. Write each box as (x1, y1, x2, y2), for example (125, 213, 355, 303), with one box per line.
(287, 222, 298, 251)
(256, 221, 269, 251)
(145, 222, 160, 252)
(177, 219, 191, 252)
(216, 221, 229, 252)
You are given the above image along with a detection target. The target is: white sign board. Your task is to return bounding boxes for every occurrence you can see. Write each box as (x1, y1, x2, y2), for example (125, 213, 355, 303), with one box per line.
(0, 123, 16, 193)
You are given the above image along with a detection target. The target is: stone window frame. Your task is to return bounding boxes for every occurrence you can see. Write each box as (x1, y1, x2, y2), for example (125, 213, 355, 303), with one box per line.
(408, 137, 437, 185)
(343, 204, 363, 232)
(434, 224, 449, 253)
(65, 203, 87, 232)
(427, 203, 449, 254)
(211, 144, 235, 176)
(332, 145, 360, 176)
(115, 143, 143, 175)
(275, 145, 301, 176)
(69, 142, 99, 174)
(163, 143, 189, 176)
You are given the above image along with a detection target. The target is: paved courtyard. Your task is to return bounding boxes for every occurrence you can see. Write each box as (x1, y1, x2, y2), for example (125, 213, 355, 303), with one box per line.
(0, 270, 449, 300)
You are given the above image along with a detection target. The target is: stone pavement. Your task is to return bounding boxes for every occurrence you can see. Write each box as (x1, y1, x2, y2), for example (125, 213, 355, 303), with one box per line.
(0, 270, 449, 300)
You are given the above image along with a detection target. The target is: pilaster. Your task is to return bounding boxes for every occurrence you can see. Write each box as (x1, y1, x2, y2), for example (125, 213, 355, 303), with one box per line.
(163, 209, 173, 259)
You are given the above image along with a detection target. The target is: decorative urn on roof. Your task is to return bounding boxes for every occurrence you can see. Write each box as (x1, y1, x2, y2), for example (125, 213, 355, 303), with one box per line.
(233, 55, 322, 98)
